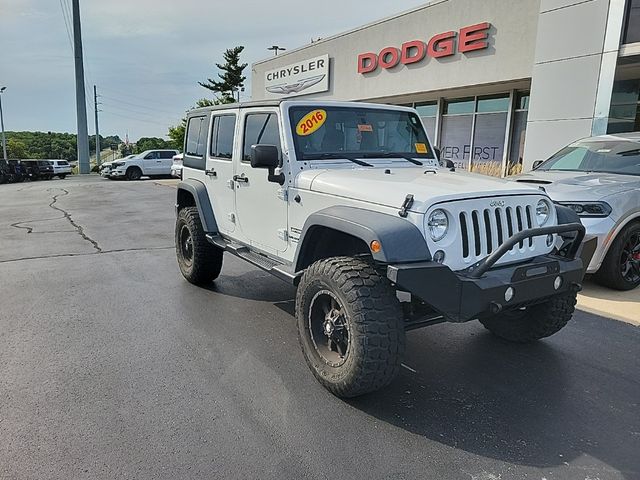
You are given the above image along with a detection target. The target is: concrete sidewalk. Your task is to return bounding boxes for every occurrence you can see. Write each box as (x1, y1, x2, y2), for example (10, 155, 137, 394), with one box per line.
(578, 281, 639, 326)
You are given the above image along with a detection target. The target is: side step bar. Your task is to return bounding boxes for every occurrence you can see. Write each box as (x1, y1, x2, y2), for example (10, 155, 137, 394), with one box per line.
(206, 234, 299, 284)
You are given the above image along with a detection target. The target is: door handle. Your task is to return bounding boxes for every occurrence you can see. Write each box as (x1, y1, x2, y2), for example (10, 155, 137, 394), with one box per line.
(205, 169, 217, 177)
(233, 174, 248, 183)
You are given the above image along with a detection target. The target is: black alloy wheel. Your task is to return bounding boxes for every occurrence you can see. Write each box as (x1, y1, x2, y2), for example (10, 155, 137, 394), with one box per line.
(308, 290, 350, 367)
(621, 230, 640, 285)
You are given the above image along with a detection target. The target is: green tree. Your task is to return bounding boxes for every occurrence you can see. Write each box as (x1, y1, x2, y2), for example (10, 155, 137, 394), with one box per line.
(198, 46, 247, 104)
(134, 137, 169, 154)
(6, 138, 28, 159)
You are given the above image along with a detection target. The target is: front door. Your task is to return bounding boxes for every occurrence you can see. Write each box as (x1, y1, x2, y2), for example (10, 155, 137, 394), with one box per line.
(234, 109, 288, 256)
(205, 112, 238, 235)
(142, 151, 161, 175)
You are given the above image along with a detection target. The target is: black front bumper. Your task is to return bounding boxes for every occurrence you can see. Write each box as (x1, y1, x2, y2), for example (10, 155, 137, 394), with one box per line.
(387, 223, 597, 323)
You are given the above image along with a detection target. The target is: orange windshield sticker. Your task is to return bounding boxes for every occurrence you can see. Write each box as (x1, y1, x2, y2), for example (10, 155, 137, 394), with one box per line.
(357, 124, 373, 132)
(296, 109, 326, 136)
(415, 143, 428, 153)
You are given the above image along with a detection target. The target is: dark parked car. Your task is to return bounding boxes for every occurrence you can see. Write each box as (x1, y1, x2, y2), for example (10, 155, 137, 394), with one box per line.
(5, 160, 26, 183)
(22, 160, 54, 180)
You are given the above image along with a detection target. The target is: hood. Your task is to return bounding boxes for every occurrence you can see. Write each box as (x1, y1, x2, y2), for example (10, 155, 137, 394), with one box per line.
(298, 167, 544, 213)
(513, 170, 640, 201)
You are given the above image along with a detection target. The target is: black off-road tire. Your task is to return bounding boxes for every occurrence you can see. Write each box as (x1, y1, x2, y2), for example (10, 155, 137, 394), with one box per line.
(175, 207, 223, 285)
(58, 174, 67, 179)
(593, 221, 640, 291)
(479, 291, 577, 343)
(126, 167, 142, 181)
(296, 256, 405, 398)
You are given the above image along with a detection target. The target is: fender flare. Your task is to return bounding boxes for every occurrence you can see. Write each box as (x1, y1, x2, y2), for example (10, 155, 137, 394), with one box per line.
(294, 206, 431, 271)
(176, 179, 218, 234)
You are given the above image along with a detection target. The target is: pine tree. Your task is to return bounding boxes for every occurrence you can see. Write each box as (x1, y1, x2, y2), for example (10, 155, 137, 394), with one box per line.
(199, 46, 247, 104)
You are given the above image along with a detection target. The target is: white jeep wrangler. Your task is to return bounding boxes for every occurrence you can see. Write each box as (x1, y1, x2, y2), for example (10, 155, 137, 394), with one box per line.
(175, 100, 595, 397)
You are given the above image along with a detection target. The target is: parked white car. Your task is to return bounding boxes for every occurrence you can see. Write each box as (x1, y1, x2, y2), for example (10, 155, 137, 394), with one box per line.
(171, 153, 183, 178)
(109, 149, 179, 180)
(50, 160, 72, 179)
(515, 133, 640, 290)
(100, 155, 136, 177)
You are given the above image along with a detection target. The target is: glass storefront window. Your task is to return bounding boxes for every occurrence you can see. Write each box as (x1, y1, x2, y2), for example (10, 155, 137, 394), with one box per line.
(416, 101, 437, 142)
(471, 112, 508, 176)
(476, 95, 509, 113)
(608, 78, 640, 134)
(443, 98, 475, 115)
(623, 0, 640, 44)
(516, 92, 530, 110)
(509, 111, 528, 175)
(440, 115, 473, 170)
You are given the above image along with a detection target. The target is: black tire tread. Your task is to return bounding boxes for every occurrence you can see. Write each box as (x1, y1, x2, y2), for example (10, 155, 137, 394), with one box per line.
(296, 256, 405, 397)
(593, 221, 640, 291)
(480, 292, 577, 343)
(175, 207, 223, 285)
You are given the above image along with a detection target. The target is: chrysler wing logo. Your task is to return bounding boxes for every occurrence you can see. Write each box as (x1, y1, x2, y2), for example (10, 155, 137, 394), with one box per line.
(266, 74, 326, 95)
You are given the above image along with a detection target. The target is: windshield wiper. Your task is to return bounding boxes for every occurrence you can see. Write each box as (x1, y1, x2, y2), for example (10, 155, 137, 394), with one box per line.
(303, 152, 373, 167)
(361, 152, 424, 166)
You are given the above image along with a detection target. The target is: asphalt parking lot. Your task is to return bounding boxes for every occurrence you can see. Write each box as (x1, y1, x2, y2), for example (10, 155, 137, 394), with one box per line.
(1, 176, 639, 480)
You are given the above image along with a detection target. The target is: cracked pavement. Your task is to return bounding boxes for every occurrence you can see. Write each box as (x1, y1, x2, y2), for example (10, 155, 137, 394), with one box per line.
(0, 176, 638, 480)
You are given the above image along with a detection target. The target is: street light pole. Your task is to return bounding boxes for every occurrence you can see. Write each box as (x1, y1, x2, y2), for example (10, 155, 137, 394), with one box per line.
(0, 87, 7, 162)
(267, 45, 286, 56)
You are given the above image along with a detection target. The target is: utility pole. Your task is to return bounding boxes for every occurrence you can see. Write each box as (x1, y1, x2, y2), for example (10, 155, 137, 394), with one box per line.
(71, 0, 90, 174)
(0, 87, 7, 162)
(94, 85, 101, 166)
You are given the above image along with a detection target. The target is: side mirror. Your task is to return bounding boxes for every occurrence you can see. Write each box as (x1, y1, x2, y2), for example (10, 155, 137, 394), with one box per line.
(532, 160, 544, 169)
(250, 144, 279, 169)
(251, 144, 284, 185)
(433, 146, 441, 159)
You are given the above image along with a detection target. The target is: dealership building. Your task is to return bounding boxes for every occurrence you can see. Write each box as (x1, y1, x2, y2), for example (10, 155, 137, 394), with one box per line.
(251, 0, 639, 175)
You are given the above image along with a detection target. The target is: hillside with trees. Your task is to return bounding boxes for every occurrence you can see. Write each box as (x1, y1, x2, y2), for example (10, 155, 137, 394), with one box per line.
(3, 131, 121, 160)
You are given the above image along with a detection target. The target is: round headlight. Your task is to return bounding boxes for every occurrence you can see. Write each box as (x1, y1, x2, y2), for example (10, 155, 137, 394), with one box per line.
(536, 199, 551, 226)
(427, 209, 449, 242)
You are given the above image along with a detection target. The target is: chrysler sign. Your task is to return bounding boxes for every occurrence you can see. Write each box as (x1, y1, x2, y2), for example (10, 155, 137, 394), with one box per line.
(358, 22, 491, 74)
(264, 54, 330, 98)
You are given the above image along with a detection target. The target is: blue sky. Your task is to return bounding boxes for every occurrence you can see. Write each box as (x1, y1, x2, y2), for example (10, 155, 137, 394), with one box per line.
(0, 0, 428, 141)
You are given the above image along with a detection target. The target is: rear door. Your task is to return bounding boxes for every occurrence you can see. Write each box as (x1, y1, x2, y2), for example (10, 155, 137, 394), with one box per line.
(182, 115, 211, 216)
(233, 108, 288, 256)
(158, 151, 175, 175)
(205, 112, 238, 234)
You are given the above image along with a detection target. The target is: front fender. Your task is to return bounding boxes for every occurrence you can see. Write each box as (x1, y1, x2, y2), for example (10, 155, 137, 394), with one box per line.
(294, 206, 430, 271)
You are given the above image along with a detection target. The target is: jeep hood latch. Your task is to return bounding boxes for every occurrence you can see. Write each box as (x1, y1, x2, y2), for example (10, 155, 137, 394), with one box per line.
(398, 194, 414, 218)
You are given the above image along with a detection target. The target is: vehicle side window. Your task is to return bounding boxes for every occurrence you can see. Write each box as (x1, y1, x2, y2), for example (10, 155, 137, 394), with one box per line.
(144, 153, 156, 160)
(242, 113, 281, 162)
(184, 115, 209, 170)
(210, 114, 236, 160)
(159, 151, 174, 159)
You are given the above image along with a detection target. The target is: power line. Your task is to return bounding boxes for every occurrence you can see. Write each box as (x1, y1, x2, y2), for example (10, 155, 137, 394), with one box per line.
(101, 110, 171, 128)
(99, 95, 180, 116)
(102, 101, 175, 122)
(58, 0, 73, 51)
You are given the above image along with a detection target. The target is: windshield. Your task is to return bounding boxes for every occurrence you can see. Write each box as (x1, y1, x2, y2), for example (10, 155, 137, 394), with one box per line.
(537, 139, 640, 176)
(289, 106, 434, 161)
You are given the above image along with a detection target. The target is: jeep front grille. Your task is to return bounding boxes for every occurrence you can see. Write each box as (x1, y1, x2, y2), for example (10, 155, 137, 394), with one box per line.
(459, 205, 535, 259)
(426, 195, 557, 272)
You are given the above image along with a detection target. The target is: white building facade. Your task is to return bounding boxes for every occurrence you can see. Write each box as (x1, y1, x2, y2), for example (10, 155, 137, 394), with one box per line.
(251, 0, 639, 176)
